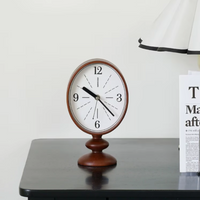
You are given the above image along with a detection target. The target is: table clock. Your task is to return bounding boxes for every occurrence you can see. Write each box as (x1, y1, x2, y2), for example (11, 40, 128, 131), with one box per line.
(66, 59, 128, 166)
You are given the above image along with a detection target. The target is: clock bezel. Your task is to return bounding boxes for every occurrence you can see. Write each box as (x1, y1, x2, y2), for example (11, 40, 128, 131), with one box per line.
(66, 59, 129, 136)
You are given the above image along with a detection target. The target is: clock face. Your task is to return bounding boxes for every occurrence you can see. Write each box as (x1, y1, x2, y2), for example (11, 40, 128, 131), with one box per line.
(67, 59, 128, 135)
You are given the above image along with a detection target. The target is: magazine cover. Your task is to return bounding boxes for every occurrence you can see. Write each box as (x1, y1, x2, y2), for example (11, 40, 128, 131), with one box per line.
(179, 75, 200, 172)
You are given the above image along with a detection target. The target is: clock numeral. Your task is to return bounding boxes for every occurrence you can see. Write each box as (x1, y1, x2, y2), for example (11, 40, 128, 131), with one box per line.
(95, 120, 100, 129)
(116, 93, 122, 102)
(73, 93, 79, 102)
(94, 66, 102, 75)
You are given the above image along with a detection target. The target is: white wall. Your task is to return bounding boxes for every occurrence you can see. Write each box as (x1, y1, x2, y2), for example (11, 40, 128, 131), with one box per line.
(0, 0, 199, 199)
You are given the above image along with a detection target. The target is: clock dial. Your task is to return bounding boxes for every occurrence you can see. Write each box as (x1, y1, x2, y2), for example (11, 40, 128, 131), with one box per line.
(67, 59, 128, 135)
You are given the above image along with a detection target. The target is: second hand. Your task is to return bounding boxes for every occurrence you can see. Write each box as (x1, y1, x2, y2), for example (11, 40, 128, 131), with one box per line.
(92, 100, 98, 119)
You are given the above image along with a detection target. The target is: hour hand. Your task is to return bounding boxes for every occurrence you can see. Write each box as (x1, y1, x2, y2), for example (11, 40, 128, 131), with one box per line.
(82, 87, 98, 99)
(82, 86, 114, 117)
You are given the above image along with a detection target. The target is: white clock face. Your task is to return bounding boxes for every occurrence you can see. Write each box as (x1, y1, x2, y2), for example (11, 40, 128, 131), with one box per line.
(67, 60, 128, 135)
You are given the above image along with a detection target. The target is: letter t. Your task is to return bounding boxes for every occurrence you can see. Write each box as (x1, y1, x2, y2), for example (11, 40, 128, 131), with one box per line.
(189, 86, 199, 99)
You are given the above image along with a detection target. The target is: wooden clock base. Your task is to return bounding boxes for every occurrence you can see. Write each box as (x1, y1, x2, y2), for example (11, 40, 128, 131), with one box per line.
(78, 135, 117, 167)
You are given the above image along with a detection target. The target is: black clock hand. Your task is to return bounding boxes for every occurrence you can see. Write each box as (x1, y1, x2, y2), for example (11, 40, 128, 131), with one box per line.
(82, 86, 114, 117)
(99, 99, 114, 117)
(82, 87, 97, 99)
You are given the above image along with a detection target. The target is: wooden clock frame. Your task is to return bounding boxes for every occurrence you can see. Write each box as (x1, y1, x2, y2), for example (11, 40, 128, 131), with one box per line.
(66, 59, 129, 167)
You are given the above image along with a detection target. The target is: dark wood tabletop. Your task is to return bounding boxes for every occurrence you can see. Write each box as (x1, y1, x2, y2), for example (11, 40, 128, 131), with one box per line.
(19, 138, 200, 200)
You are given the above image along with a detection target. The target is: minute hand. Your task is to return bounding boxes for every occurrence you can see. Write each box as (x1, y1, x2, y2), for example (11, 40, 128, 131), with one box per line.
(99, 99, 114, 117)
(82, 87, 114, 117)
